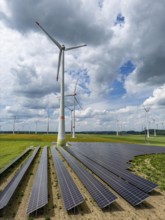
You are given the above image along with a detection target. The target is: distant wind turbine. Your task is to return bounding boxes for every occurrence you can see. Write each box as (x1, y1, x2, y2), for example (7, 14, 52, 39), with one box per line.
(66, 77, 82, 138)
(144, 106, 150, 138)
(36, 22, 86, 146)
(13, 116, 16, 134)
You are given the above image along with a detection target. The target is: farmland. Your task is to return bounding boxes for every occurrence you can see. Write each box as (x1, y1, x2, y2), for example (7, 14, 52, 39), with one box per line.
(0, 133, 165, 220)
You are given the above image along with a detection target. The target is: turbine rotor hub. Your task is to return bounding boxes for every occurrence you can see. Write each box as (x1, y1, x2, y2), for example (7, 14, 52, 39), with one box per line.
(62, 45, 65, 50)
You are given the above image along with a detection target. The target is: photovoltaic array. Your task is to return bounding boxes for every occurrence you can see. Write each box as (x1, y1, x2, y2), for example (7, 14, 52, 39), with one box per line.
(27, 146, 48, 215)
(0, 146, 40, 210)
(66, 142, 165, 206)
(66, 147, 148, 206)
(51, 146, 84, 210)
(1, 141, 164, 215)
(58, 147, 117, 208)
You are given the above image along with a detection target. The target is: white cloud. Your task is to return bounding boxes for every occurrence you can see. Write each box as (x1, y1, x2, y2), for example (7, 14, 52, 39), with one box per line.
(1, 0, 165, 132)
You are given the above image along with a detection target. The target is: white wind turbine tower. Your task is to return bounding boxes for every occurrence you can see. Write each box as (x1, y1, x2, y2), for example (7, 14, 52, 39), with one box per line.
(36, 22, 86, 146)
(152, 118, 156, 137)
(144, 106, 150, 138)
(66, 77, 82, 138)
(116, 119, 119, 136)
(65, 105, 73, 137)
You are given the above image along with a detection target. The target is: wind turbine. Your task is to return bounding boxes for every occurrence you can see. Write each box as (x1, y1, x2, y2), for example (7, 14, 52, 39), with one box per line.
(116, 119, 119, 136)
(144, 106, 150, 138)
(66, 77, 82, 138)
(13, 116, 16, 134)
(36, 22, 86, 146)
(152, 118, 156, 137)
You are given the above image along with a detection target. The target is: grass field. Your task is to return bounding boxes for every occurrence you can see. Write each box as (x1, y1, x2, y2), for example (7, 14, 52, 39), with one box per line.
(0, 133, 165, 190)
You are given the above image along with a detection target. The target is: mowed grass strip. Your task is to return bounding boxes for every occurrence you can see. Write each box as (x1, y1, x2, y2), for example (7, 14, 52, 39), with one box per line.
(0, 134, 52, 169)
(130, 154, 165, 191)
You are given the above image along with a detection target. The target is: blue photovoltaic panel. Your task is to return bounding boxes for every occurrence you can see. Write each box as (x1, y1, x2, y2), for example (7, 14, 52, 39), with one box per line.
(72, 146, 157, 192)
(70, 142, 163, 191)
(66, 147, 149, 206)
(51, 146, 84, 211)
(27, 146, 48, 215)
(0, 147, 40, 210)
(58, 147, 117, 209)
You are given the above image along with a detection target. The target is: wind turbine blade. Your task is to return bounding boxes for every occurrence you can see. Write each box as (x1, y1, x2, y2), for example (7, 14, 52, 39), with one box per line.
(74, 76, 80, 94)
(56, 50, 62, 81)
(65, 44, 87, 51)
(36, 21, 62, 49)
(65, 94, 73, 97)
(75, 97, 82, 110)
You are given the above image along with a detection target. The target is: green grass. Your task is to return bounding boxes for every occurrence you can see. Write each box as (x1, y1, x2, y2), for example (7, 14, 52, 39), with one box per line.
(0, 134, 52, 169)
(131, 154, 165, 191)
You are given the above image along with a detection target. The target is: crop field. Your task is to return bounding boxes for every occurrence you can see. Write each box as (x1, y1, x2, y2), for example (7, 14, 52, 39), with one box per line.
(0, 133, 165, 220)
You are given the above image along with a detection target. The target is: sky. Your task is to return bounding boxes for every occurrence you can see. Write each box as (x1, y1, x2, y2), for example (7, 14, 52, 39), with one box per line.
(0, 0, 165, 132)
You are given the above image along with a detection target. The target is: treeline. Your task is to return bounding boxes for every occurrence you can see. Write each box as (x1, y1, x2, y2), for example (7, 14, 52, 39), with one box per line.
(0, 130, 165, 135)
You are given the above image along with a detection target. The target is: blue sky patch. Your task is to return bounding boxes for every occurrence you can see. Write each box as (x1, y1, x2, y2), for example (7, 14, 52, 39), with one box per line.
(115, 13, 125, 26)
(120, 60, 135, 76)
(109, 61, 135, 98)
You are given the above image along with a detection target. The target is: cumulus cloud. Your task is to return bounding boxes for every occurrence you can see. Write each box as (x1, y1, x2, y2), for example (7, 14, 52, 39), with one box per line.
(143, 84, 165, 106)
(1, 0, 165, 131)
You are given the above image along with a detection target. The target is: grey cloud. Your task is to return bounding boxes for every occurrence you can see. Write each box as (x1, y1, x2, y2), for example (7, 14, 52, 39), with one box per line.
(126, 0, 165, 86)
(3, 0, 111, 46)
(135, 50, 165, 85)
(12, 65, 60, 98)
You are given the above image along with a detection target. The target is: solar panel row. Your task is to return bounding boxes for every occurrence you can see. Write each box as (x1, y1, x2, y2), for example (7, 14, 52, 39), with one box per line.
(51, 146, 84, 211)
(66, 147, 149, 206)
(0, 146, 40, 210)
(27, 146, 48, 215)
(70, 142, 162, 187)
(72, 146, 157, 193)
(0, 148, 32, 176)
(58, 147, 117, 209)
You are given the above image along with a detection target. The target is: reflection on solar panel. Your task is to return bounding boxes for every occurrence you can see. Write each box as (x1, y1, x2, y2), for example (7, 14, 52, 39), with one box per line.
(72, 147, 157, 193)
(0, 148, 32, 175)
(58, 147, 117, 209)
(27, 146, 48, 215)
(66, 147, 149, 206)
(51, 146, 84, 211)
(0, 146, 40, 210)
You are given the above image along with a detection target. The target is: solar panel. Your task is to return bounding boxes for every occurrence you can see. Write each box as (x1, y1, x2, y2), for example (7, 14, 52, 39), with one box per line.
(72, 146, 157, 193)
(70, 142, 164, 191)
(27, 146, 48, 215)
(66, 147, 149, 206)
(50, 146, 84, 211)
(0, 148, 32, 176)
(0, 147, 40, 210)
(58, 147, 117, 209)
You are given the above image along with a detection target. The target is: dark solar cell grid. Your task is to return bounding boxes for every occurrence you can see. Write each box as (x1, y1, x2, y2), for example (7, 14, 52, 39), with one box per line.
(27, 146, 48, 215)
(66, 147, 149, 206)
(70, 142, 164, 192)
(51, 146, 84, 211)
(72, 147, 157, 193)
(58, 147, 117, 209)
(0, 147, 40, 210)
